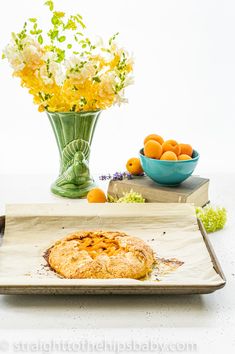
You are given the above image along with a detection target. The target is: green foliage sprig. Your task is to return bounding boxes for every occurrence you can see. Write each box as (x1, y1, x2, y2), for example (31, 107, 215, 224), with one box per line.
(108, 190, 145, 203)
(196, 206, 227, 233)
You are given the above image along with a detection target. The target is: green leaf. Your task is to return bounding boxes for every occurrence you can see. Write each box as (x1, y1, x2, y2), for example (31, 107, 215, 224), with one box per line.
(48, 29, 59, 40)
(72, 15, 86, 29)
(29, 18, 37, 23)
(38, 35, 43, 44)
(51, 16, 59, 25)
(93, 76, 101, 83)
(109, 32, 119, 46)
(78, 19, 86, 29)
(45, 0, 54, 11)
(56, 48, 65, 63)
(58, 36, 66, 43)
(79, 96, 87, 107)
(70, 104, 77, 112)
(67, 44, 72, 49)
(64, 19, 77, 31)
(2, 53, 6, 59)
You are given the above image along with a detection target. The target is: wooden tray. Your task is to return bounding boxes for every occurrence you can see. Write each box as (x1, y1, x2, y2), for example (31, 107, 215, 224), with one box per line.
(0, 213, 226, 295)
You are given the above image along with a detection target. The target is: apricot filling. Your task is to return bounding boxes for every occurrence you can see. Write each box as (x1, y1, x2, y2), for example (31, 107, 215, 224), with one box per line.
(77, 235, 125, 259)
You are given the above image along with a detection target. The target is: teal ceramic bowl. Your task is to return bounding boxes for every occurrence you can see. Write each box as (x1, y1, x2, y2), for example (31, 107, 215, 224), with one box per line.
(139, 149, 200, 186)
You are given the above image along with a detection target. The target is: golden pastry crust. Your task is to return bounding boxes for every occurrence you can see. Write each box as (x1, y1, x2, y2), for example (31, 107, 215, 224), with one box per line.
(46, 231, 155, 279)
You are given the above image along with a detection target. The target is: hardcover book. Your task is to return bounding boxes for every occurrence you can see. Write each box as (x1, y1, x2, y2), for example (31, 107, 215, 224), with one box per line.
(108, 176, 209, 207)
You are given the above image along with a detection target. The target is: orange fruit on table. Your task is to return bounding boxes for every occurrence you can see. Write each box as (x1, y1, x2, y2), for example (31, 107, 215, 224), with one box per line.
(144, 140, 163, 159)
(162, 139, 181, 156)
(126, 157, 144, 175)
(178, 154, 192, 160)
(87, 188, 107, 203)
(179, 143, 193, 157)
(160, 151, 178, 161)
(144, 134, 164, 145)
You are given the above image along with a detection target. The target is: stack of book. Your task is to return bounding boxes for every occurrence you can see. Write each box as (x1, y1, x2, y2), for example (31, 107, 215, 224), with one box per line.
(108, 176, 209, 207)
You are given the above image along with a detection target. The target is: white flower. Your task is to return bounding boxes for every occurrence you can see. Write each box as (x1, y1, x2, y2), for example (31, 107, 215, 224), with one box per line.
(53, 65, 65, 86)
(3, 43, 25, 71)
(39, 51, 65, 86)
(80, 62, 96, 81)
(21, 36, 43, 70)
(3, 35, 43, 72)
(65, 56, 81, 79)
(98, 72, 115, 97)
(65, 56, 96, 83)
(115, 91, 128, 106)
(123, 75, 134, 87)
(65, 55, 81, 70)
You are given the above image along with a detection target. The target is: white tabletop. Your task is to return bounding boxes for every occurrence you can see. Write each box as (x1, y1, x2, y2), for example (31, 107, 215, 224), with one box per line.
(0, 173, 234, 354)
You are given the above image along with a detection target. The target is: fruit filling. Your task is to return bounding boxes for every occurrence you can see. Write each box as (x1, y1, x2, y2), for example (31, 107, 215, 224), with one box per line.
(77, 234, 124, 259)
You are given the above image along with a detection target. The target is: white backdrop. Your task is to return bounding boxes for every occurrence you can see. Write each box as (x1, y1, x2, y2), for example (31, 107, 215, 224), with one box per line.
(1, 0, 235, 176)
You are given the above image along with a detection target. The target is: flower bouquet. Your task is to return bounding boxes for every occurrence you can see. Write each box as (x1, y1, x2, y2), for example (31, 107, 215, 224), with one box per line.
(3, 0, 133, 198)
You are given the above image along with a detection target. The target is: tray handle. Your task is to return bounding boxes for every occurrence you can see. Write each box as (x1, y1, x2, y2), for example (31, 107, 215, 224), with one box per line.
(0, 216, 5, 238)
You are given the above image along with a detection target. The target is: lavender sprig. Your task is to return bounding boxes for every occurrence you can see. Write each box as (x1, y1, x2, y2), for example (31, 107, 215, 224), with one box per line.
(99, 171, 133, 181)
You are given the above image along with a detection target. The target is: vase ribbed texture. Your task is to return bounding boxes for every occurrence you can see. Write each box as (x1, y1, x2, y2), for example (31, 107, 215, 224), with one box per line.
(47, 110, 101, 198)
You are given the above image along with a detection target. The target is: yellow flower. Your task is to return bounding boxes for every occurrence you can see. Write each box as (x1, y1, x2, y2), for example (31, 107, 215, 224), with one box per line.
(38, 104, 45, 112)
(3, 5, 134, 113)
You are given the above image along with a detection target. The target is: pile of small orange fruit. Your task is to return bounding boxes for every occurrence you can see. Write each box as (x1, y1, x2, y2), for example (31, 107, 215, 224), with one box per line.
(87, 134, 195, 203)
(143, 134, 193, 161)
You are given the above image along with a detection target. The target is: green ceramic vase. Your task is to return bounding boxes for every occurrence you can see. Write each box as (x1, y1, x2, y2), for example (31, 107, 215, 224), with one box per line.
(47, 110, 101, 198)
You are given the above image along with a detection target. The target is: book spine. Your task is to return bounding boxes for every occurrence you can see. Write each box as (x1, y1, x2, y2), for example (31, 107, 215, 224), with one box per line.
(108, 180, 181, 203)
